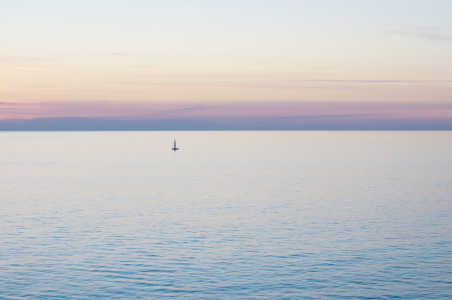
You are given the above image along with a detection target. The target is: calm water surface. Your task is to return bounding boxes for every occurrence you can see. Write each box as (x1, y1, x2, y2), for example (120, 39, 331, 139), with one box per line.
(1, 131, 451, 299)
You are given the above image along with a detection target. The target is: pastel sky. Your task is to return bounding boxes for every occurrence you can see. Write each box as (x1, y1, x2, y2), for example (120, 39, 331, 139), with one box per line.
(1, 0, 452, 126)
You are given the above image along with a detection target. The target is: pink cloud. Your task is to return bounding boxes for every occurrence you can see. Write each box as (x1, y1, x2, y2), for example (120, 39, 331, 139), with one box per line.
(386, 27, 452, 42)
(1, 101, 452, 123)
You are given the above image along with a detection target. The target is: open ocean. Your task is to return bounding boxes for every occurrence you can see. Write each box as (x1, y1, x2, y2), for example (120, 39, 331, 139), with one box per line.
(1, 131, 451, 299)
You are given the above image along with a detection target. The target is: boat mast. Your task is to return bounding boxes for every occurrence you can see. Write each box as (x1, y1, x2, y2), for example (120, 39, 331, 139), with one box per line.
(172, 139, 179, 151)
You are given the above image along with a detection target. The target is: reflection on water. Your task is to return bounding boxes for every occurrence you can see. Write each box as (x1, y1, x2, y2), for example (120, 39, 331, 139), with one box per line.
(1, 131, 451, 299)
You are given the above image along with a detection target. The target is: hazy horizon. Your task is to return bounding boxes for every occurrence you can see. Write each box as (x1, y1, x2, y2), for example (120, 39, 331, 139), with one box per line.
(1, 101, 452, 130)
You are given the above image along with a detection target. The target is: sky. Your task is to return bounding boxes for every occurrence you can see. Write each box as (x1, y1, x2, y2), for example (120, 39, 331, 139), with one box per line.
(1, 0, 452, 129)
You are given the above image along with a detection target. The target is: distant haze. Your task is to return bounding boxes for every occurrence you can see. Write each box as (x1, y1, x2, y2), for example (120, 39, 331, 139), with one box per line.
(1, 101, 451, 130)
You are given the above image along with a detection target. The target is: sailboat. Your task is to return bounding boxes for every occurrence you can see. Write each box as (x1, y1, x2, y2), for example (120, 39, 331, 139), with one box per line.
(172, 139, 179, 151)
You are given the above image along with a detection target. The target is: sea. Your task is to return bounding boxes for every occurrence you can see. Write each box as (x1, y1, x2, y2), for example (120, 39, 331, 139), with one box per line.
(1, 131, 451, 299)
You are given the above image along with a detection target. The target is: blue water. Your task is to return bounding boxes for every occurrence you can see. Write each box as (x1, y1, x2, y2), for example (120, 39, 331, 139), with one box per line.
(1, 131, 451, 299)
